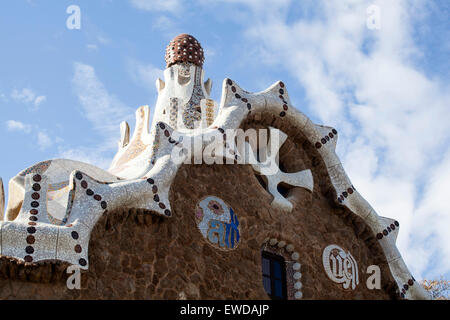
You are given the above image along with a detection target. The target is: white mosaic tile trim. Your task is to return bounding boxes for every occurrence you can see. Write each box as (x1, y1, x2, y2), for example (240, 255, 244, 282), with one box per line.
(0, 72, 431, 299)
(118, 120, 130, 148)
(244, 127, 313, 212)
(216, 79, 429, 299)
(264, 237, 303, 300)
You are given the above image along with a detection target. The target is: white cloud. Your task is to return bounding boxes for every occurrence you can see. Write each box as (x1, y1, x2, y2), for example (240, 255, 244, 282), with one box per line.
(0, 93, 8, 102)
(87, 44, 99, 51)
(66, 62, 135, 168)
(220, 0, 450, 279)
(11, 88, 35, 104)
(5, 121, 59, 151)
(34, 95, 46, 108)
(151, 15, 180, 36)
(130, 0, 182, 15)
(127, 58, 164, 91)
(72, 62, 134, 144)
(6, 120, 32, 133)
(57, 147, 113, 170)
(10, 88, 46, 109)
(411, 149, 450, 277)
(97, 35, 110, 45)
(37, 131, 52, 150)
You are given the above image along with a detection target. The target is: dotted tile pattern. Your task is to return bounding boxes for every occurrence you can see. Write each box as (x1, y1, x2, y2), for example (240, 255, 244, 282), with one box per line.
(263, 238, 303, 300)
(165, 34, 205, 68)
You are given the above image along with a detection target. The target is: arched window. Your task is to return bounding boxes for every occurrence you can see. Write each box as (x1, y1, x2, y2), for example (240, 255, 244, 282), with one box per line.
(261, 251, 287, 300)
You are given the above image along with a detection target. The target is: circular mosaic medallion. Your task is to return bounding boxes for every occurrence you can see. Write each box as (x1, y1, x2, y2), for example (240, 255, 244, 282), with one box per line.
(195, 196, 240, 250)
(322, 244, 359, 290)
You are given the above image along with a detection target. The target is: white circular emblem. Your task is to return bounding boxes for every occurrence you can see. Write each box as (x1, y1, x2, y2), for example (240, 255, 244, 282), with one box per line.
(322, 244, 359, 290)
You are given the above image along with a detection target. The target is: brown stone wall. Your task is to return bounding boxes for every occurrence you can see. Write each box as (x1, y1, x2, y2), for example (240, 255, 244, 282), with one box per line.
(0, 113, 399, 299)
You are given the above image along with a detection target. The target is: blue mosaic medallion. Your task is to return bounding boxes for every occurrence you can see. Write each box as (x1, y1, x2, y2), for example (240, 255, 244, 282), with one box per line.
(195, 196, 240, 250)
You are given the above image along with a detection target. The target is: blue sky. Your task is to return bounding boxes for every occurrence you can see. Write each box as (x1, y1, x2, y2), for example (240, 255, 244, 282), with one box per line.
(0, 0, 449, 281)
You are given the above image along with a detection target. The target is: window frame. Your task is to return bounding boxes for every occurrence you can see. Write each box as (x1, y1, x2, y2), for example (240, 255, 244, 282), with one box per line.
(261, 251, 288, 300)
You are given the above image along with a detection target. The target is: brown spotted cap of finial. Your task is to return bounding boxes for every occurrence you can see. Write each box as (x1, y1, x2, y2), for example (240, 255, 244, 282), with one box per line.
(165, 34, 205, 68)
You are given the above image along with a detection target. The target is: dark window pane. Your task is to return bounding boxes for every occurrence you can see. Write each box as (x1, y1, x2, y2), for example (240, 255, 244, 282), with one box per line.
(274, 280, 283, 298)
(261, 251, 286, 300)
(273, 261, 282, 279)
(262, 258, 270, 275)
(263, 276, 271, 295)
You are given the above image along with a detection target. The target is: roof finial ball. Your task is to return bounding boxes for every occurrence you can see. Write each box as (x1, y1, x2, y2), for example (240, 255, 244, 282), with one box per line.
(165, 34, 205, 68)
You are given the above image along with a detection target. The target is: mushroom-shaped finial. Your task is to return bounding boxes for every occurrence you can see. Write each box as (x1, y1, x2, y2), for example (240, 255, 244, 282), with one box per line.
(165, 34, 205, 68)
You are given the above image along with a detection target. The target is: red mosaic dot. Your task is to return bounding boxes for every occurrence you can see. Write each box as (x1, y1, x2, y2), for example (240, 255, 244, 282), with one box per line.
(159, 203, 166, 209)
(315, 142, 322, 149)
(26, 235, 35, 244)
(74, 245, 82, 253)
(24, 255, 33, 263)
(81, 181, 88, 189)
(32, 174, 41, 182)
(31, 192, 40, 200)
(30, 209, 38, 215)
(93, 194, 102, 201)
(152, 185, 158, 194)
